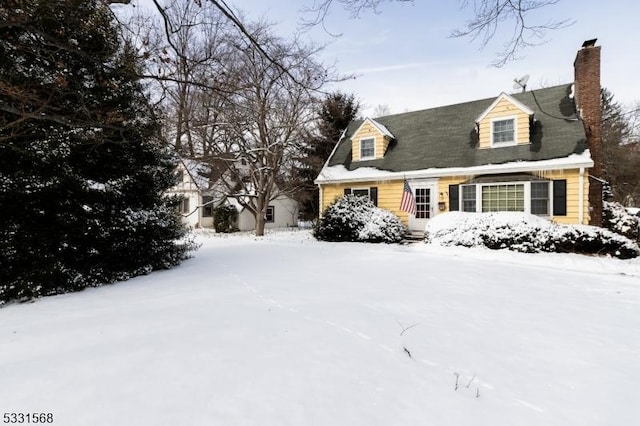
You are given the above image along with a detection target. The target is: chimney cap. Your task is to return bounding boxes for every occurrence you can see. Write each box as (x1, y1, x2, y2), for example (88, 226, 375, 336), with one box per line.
(582, 38, 598, 48)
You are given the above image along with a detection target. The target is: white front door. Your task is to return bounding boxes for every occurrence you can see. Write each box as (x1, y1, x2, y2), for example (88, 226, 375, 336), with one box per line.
(409, 180, 438, 233)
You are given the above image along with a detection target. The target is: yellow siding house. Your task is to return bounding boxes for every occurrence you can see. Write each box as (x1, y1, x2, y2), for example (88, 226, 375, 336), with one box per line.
(316, 41, 603, 235)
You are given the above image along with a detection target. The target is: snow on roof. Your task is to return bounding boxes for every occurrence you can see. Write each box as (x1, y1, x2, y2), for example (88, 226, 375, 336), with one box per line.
(225, 197, 244, 212)
(180, 159, 211, 190)
(315, 150, 594, 184)
(315, 166, 392, 183)
(351, 117, 395, 142)
(475, 92, 535, 123)
(627, 207, 640, 216)
(368, 118, 395, 138)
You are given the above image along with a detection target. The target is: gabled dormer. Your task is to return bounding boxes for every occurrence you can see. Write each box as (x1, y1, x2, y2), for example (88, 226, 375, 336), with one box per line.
(351, 117, 395, 161)
(475, 93, 534, 148)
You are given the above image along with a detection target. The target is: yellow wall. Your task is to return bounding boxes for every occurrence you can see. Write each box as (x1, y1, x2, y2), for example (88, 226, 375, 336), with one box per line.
(478, 98, 531, 148)
(351, 121, 390, 161)
(536, 169, 590, 225)
(319, 168, 590, 226)
(437, 175, 472, 212)
(321, 180, 409, 224)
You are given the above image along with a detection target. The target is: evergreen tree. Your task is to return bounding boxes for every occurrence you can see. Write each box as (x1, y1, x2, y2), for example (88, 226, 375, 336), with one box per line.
(0, 0, 193, 303)
(296, 92, 359, 219)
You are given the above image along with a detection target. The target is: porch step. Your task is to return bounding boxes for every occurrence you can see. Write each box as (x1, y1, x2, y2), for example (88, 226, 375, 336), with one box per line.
(402, 231, 424, 244)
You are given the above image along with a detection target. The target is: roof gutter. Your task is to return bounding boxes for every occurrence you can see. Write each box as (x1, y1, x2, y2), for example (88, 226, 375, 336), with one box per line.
(315, 154, 594, 185)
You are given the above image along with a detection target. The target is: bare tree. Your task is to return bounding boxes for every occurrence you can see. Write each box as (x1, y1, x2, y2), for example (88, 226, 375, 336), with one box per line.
(300, 0, 572, 67)
(208, 24, 330, 236)
(373, 103, 391, 118)
(300, 0, 413, 34)
(148, 1, 234, 156)
(119, 1, 341, 235)
(451, 0, 573, 67)
(602, 89, 640, 206)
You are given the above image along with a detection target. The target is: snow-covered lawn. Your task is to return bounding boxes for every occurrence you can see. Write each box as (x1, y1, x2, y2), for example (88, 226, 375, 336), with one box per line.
(2, 230, 639, 426)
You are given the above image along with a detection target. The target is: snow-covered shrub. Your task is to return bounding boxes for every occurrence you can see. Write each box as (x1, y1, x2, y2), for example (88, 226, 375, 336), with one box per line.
(603, 201, 640, 243)
(358, 208, 407, 243)
(314, 195, 406, 243)
(425, 212, 639, 259)
(214, 204, 238, 233)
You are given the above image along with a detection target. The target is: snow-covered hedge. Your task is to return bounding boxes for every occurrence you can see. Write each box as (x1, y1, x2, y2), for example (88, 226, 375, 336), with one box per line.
(603, 201, 640, 243)
(425, 212, 640, 259)
(314, 195, 406, 243)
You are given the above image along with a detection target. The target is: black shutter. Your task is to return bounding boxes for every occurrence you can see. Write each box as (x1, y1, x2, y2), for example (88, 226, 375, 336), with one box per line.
(553, 180, 567, 216)
(370, 187, 378, 206)
(449, 185, 459, 211)
(344, 188, 351, 196)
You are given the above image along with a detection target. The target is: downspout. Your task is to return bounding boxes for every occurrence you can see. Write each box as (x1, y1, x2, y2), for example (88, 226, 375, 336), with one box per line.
(579, 167, 585, 224)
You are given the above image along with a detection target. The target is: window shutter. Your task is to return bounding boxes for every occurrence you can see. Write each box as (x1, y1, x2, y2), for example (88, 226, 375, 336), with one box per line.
(344, 188, 351, 196)
(553, 180, 567, 216)
(370, 187, 378, 206)
(449, 185, 459, 211)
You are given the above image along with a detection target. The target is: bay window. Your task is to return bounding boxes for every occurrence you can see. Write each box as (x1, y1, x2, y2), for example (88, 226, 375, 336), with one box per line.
(460, 180, 551, 216)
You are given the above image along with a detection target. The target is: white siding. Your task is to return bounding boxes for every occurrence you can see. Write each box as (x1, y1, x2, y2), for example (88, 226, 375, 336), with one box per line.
(236, 195, 299, 231)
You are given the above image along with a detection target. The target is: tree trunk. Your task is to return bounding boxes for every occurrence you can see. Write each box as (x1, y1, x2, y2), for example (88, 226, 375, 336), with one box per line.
(255, 211, 265, 236)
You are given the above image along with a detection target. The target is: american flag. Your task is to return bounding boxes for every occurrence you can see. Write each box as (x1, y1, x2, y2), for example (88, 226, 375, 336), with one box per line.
(400, 180, 416, 215)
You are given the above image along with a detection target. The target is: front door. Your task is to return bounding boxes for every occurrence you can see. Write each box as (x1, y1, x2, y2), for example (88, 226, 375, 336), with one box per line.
(409, 181, 438, 233)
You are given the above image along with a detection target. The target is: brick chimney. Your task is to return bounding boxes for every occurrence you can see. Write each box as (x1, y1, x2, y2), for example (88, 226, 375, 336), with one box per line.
(574, 39, 602, 226)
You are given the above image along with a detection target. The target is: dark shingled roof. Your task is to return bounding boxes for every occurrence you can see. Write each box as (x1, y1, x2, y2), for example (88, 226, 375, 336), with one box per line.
(327, 84, 587, 172)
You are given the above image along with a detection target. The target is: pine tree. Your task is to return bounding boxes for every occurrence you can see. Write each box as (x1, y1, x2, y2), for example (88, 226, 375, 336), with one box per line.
(296, 92, 359, 219)
(0, 0, 193, 303)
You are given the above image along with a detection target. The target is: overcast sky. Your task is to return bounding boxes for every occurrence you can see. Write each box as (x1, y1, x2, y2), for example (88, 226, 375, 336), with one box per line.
(128, 0, 640, 117)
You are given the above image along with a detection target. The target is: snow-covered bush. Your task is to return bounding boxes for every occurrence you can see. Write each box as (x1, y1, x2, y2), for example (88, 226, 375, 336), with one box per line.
(603, 201, 640, 243)
(214, 204, 238, 233)
(425, 212, 639, 259)
(314, 195, 406, 243)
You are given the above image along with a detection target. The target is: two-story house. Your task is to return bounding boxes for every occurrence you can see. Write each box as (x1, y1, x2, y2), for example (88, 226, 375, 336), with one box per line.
(315, 40, 603, 235)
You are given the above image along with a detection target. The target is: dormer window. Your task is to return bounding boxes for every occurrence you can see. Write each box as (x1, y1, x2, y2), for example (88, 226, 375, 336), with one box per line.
(491, 117, 517, 146)
(360, 137, 375, 159)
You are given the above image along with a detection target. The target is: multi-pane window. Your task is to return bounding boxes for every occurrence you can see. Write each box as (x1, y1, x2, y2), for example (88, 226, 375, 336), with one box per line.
(530, 182, 550, 215)
(346, 187, 377, 206)
(459, 180, 553, 215)
(180, 197, 190, 214)
(481, 184, 524, 212)
(202, 196, 214, 217)
(265, 206, 275, 222)
(492, 119, 515, 144)
(461, 185, 476, 212)
(415, 188, 431, 219)
(360, 138, 375, 159)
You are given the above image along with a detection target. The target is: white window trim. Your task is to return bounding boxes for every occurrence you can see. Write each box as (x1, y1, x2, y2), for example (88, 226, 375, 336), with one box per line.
(460, 181, 553, 216)
(265, 205, 275, 223)
(460, 184, 477, 213)
(359, 137, 376, 160)
(530, 181, 552, 217)
(490, 115, 518, 147)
